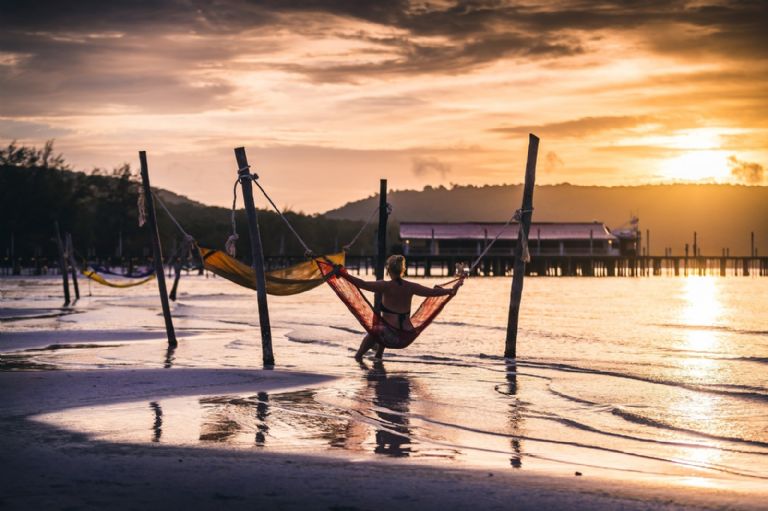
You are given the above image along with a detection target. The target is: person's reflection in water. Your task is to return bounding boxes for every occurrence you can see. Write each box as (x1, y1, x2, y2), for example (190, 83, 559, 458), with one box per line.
(149, 401, 163, 443)
(506, 360, 523, 468)
(255, 392, 269, 446)
(163, 344, 176, 369)
(364, 360, 413, 457)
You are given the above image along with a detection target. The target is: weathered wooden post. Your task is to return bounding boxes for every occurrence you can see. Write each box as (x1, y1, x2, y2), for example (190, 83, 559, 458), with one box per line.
(374, 179, 388, 309)
(505, 134, 539, 359)
(65, 233, 80, 301)
(139, 151, 177, 347)
(54, 221, 71, 305)
(233, 147, 274, 366)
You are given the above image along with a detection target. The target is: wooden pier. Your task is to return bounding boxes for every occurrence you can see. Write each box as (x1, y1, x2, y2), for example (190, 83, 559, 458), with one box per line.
(4, 254, 767, 278)
(326, 254, 768, 278)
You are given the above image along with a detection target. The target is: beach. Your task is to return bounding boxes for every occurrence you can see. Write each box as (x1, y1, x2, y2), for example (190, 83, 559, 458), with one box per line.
(1, 273, 767, 510)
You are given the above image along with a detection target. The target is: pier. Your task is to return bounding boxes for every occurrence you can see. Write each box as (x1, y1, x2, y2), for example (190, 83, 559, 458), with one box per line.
(4, 254, 767, 278)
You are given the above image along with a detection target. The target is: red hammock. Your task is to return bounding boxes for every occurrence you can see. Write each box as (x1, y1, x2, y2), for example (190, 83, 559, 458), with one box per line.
(316, 259, 460, 349)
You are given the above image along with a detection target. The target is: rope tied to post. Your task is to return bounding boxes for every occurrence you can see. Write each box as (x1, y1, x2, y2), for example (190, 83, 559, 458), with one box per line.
(514, 207, 534, 264)
(226, 177, 241, 257)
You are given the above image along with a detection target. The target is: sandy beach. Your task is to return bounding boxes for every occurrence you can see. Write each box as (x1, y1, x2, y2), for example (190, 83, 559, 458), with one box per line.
(2, 274, 767, 510)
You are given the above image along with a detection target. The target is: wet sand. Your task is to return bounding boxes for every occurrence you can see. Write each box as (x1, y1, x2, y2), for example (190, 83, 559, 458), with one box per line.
(1, 368, 764, 511)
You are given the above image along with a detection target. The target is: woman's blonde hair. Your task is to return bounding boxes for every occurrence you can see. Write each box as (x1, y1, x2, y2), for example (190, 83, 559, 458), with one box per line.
(386, 254, 406, 279)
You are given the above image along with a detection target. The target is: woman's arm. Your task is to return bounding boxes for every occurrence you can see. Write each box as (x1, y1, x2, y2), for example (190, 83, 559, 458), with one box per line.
(343, 272, 388, 293)
(407, 279, 463, 297)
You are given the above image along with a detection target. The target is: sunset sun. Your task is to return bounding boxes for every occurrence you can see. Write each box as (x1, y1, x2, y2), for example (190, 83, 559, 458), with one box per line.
(660, 150, 731, 182)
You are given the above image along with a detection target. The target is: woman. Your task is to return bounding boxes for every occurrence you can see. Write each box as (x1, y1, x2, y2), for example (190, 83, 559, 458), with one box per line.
(344, 254, 463, 361)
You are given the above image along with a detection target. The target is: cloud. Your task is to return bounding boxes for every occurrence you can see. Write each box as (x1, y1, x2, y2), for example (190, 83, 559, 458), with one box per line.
(412, 156, 451, 179)
(728, 155, 765, 184)
(492, 115, 653, 138)
(542, 151, 564, 173)
(0, 119, 73, 139)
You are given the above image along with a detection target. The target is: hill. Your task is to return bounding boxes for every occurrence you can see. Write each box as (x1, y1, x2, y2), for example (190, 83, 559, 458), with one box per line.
(0, 165, 374, 262)
(325, 184, 768, 256)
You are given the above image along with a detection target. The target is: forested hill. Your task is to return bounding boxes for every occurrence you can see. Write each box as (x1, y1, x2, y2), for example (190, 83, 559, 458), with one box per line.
(0, 165, 376, 261)
(325, 184, 768, 256)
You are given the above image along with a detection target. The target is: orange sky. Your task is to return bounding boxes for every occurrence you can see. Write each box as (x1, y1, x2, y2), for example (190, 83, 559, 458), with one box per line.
(1, 1, 766, 212)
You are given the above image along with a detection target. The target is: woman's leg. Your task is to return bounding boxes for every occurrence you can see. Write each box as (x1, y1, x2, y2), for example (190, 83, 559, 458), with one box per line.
(354, 334, 377, 361)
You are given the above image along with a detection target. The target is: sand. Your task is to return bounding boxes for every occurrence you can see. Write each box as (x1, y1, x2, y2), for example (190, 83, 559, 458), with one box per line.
(0, 367, 764, 511)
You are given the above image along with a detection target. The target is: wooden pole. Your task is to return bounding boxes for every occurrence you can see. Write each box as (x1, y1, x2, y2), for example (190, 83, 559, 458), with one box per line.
(505, 134, 539, 359)
(139, 151, 177, 347)
(65, 233, 80, 301)
(233, 147, 274, 366)
(374, 179, 388, 310)
(54, 221, 71, 305)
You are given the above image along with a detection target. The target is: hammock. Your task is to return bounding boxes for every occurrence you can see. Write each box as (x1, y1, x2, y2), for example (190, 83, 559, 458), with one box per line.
(199, 246, 345, 296)
(82, 268, 156, 288)
(90, 265, 155, 279)
(315, 259, 459, 349)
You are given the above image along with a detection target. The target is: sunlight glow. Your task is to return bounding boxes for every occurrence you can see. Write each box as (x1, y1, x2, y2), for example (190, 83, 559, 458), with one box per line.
(660, 150, 731, 182)
(681, 277, 721, 328)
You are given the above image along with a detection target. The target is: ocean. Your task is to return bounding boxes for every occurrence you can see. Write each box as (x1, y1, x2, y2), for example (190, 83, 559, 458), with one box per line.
(1, 273, 766, 489)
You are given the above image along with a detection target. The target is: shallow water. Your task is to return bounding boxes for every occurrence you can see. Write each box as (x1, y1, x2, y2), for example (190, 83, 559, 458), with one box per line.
(1, 273, 766, 488)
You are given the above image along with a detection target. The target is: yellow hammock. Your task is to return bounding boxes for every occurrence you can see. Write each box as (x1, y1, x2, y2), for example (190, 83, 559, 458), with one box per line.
(82, 268, 156, 288)
(198, 246, 344, 296)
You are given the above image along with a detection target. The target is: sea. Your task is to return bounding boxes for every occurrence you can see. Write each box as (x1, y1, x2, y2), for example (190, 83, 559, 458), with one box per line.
(1, 272, 766, 489)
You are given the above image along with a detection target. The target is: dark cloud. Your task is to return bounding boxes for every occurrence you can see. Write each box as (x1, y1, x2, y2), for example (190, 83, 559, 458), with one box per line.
(0, 1, 766, 113)
(412, 156, 451, 178)
(728, 155, 765, 184)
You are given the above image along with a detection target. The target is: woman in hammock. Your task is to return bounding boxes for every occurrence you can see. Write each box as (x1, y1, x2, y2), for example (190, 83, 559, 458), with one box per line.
(344, 254, 463, 361)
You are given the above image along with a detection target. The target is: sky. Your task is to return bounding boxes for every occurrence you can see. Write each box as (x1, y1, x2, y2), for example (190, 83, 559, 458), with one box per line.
(1, 0, 766, 213)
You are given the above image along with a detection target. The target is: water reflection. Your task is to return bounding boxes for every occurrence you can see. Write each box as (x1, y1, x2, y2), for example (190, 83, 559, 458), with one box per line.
(365, 361, 413, 458)
(255, 392, 269, 446)
(681, 277, 722, 349)
(163, 344, 176, 369)
(149, 401, 162, 442)
(505, 360, 524, 468)
(671, 277, 725, 467)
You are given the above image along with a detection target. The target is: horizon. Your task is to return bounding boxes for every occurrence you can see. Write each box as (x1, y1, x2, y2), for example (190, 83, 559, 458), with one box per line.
(1, 1, 767, 213)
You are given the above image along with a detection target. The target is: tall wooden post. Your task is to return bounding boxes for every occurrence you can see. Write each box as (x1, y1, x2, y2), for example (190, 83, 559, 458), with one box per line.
(505, 134, 539, 359)
(65, 233, 80, 300)
(54, 221, 71, 305)
(374, 179, 388, 309)
(139, 151, 177, 347)
(233, 147, 274, 366)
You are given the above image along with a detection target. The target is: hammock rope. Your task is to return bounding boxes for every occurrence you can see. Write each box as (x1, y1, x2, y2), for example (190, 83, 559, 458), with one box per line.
(466, 207, 533, 271)
(153, 192, 194, 243)
(342, 203, 389, 253)
(247, 169, 315, 257)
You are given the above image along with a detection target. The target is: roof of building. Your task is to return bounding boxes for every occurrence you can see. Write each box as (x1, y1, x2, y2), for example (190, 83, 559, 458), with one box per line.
(400, 222, 617, 241)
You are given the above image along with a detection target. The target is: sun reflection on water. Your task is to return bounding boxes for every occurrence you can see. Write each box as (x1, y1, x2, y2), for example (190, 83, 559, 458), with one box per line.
(670, 277, 726, 465)
(680, 277, 722, 352)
